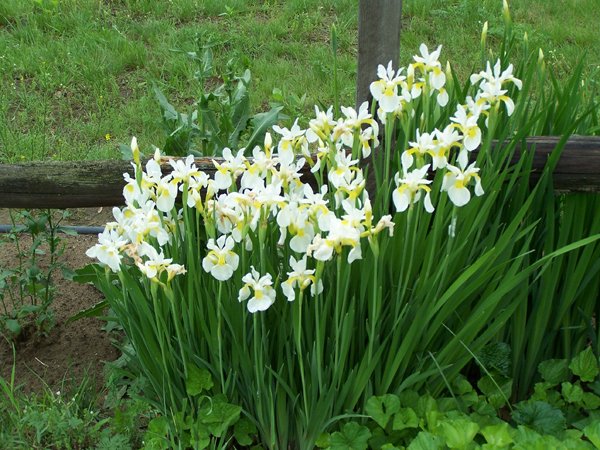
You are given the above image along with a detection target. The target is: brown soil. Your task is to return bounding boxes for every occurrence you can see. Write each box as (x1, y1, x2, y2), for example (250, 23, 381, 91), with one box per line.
(0, 208, 119, 393)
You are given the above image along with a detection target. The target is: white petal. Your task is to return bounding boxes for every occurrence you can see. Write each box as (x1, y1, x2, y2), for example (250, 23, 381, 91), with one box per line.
(393, 189, 410, 212)
(379, 90, 400, 113)
(442, 173, 454, 192)
(424, 192, 435, 213)
(457, 148, 469, 169)
(470, 73, 482, 85)
(211, 264, 233, 281)
(437, 89, 449, 107)
(348, 245, 362, 263)
(401, 152, 414, 171)
(513, 78, 523, 90)
(449, 186, 471, 207)
(238, 285, 251, 302)
(156, 194, 174, 213)
(282, 281, 296, 302)
(430, 70, 446, 90)
(463, 129, 481, 151)
(475, 177, 484, 196)
(369, 80, 386, 100)
(310, 279, 324, 297)
(202, 256, 214, 273)
(247, 294, 275, 313)
(311, 158, 322, 173)
(503, 97, 515, 116)
(227, 253, 240, 271)
(313, 242, 334, 261)
(290, 233, 313, 253)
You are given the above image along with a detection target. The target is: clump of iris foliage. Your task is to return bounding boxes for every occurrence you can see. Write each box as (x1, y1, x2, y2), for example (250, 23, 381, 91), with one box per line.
(84, 4, 600, 449)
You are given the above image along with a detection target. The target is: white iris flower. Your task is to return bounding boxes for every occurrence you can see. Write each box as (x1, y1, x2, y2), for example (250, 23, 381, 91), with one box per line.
(238, 267, 277, 313)
(392, 165, 434, 213)
(202, 235, 240, 281)
(86, 228, 128, 272)
(442, 162, 484, 207)
(282, 256, 323, 302)
(369, 61, 405, 113)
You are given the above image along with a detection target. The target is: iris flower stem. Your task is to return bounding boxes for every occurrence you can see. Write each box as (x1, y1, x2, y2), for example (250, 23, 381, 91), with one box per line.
(383, 113, 395, 212)
(314, 285, 324, 390)
(252, 313, 266, 443)
(368, 253, 379, 363)
(397, 208, 414, 310)
(483, 106, 499, 168)
(422, 84, 431, 132)
(402, 207, 419, 298)
(149, 282, 177, 410)
(182, 188, 197, 354)
(217, 282, 225, 393)
(255, 212, 271, 444)
(434, 208, 459, 300)
(334, 255, 343, 385)
(194, 209, 204, 353)
(165, 287, 189, 381)
(295, 291, 309, 417)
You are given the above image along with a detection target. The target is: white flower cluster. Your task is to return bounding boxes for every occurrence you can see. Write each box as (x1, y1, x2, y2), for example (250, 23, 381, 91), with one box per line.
(370, 44, 450, 120)
(87, 103, 392, 313)
(368, 46, 521, 212)
(87, 44, 521, 314)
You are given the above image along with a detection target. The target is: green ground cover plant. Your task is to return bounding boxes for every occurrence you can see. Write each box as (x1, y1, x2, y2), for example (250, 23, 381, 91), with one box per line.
(1, 0, 599, 162)
(0, 348, 157, 449)
(317, 349, 600, 449)
(0, 369, 105, 449)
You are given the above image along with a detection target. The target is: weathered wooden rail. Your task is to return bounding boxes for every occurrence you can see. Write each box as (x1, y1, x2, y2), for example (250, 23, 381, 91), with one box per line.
(0, 136, 599, 209)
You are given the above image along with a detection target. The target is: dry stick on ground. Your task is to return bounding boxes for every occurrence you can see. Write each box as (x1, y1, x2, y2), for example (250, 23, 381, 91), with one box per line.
(0, 136, 600, 209)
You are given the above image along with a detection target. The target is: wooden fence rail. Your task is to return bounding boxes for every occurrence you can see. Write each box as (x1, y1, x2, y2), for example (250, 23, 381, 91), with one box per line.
(0, 136, 599, 209)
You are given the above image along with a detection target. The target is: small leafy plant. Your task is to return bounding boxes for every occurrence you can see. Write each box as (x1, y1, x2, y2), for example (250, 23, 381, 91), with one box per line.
(152, 35, 282, 157)
(524, 346, 600, 431)
(0, 209, 71, 340)
(141, 366, 254, 449)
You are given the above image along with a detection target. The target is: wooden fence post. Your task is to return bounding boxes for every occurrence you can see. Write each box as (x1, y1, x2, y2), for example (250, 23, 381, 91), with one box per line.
(356, 0, 403, 107)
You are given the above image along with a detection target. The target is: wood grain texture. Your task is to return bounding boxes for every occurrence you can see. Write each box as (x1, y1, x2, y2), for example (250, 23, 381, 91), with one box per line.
(0, 136, 599, 209)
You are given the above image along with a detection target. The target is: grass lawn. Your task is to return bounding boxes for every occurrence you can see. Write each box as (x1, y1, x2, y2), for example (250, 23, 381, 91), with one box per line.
(0, 0, 599, 162)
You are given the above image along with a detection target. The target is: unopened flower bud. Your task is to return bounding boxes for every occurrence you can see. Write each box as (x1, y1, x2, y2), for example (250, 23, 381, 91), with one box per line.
(502, 0, 512, 26)
(480, 21, 488, 50)
(264, 132, 272, 156)
(131, 136, 140, 165)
